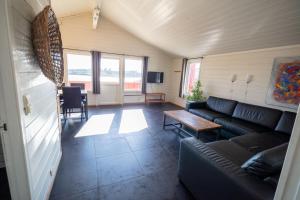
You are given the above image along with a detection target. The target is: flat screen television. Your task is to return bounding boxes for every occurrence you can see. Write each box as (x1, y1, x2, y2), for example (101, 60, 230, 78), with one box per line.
(147, 72, 164, 83)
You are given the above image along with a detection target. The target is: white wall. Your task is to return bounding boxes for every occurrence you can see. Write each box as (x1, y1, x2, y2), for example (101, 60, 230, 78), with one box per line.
(6, 0, 62, 199)
(275, 105, 300, 200)
(171, 45, 300, 111)
(169, 58, 186, 107)
(59, 13, 174, 105)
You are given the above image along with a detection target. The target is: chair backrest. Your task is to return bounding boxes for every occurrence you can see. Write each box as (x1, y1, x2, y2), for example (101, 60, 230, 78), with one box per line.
(62, 87, 82, 109)
(70, 83, 85, 90)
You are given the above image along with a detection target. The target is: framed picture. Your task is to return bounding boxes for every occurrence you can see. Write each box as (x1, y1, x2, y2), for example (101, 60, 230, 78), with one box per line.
(266, 56, 300, 110)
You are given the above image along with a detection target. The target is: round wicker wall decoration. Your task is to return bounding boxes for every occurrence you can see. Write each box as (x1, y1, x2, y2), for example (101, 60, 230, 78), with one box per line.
(32, 6, 64, 87)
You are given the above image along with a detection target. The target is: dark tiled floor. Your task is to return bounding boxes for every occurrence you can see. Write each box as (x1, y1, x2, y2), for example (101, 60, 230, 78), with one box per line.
(50, 103, 212, 200)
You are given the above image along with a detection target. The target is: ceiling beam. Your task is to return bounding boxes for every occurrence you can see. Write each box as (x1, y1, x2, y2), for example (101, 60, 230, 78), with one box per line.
(92, 6, 100, 29)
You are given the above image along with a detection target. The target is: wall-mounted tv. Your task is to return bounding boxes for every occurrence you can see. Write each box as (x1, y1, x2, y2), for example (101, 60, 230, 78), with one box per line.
(147, 71, 164, 83)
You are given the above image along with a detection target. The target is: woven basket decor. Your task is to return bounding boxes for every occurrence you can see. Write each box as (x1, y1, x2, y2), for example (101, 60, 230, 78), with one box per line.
(32, 5, 64, 86)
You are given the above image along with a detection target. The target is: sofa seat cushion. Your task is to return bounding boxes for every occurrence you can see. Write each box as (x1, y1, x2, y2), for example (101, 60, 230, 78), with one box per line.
(189, 108, 228, 121)
(230, 133, 289, 154)
(214, 117, 270, 136)
(207, 140, 254, 165)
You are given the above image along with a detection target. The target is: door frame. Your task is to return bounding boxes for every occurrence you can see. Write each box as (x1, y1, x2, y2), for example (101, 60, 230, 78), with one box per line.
(122, 56, 144, 96)
(100, 53, 124, 104)
(274, 105, 300, 200)
(183, 58, 202, 96)
(0, 0, 32, 199)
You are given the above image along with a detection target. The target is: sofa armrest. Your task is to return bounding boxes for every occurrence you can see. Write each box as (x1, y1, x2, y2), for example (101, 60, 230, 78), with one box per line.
(185, 101, 206, 111)
(178, 138, 275, 200)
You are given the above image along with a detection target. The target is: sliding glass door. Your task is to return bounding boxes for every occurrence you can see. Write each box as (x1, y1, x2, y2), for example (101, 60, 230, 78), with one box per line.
(123, 57, 143, 93)
(100, 55, 122, 104)
(99, 55, 144, 103)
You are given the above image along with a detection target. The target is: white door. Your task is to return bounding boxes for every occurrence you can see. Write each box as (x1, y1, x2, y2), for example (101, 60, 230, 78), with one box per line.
(0, 81, 7, 168)
(100, 54, 123, 104)
(0, 1, 31, 198)
(0, 66, 13, 199)
(123, 57, 144, 94)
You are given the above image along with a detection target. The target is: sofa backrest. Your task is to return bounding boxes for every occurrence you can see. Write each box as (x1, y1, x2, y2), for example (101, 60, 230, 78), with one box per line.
(206, 96, 237, 115)
(275, 111, 296, 135)
(232, 103, 282, 129)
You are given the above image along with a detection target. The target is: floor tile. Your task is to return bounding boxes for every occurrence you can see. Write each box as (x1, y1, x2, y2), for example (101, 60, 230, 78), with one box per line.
(50, 188, 98, 200)
(61, 137, 95, 164)
(98, 166, 194, 200)
(51, 159, 97, 198)
(96, 153, 143, 186)
(134, 146, 176, 174)
(125, 132, 160, 151)
(93, 138, 131, 157)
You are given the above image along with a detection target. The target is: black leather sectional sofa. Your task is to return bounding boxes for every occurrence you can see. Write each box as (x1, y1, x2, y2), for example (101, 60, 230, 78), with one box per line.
(178, 96, 296, 200)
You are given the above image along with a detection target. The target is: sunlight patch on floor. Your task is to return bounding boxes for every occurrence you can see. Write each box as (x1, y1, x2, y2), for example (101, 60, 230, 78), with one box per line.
(75, 114, 115, 137)
(119, 109, 148, 134)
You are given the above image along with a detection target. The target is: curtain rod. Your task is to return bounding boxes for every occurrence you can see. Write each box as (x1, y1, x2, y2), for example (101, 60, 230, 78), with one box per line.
(63, 47, 146, 58)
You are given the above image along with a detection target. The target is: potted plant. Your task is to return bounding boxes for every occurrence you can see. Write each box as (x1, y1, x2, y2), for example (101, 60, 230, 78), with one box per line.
(185, 80, 206, 102)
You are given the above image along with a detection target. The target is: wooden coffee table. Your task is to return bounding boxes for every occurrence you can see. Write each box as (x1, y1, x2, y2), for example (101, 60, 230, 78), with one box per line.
(163, 110, 222, 139)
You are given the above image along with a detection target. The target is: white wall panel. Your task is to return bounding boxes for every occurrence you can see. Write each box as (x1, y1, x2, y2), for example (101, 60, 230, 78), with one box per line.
(8, 0, 61, 199)
(52, 0, 300, 57)
(170, 45, 300, 112)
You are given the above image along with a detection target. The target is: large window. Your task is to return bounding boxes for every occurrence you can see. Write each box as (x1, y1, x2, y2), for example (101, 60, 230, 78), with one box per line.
(124, 58, 143, 92)
(67, 53, 92, 90)
(183, 61, 201, 95)
(100, 58, 120, 84)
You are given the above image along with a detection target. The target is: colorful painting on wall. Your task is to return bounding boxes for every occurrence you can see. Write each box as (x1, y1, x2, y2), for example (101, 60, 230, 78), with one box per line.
(266, 57, 300, 110)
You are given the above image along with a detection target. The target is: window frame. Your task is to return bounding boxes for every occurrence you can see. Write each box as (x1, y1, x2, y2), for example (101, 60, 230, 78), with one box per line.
(100, 54, 122, 86)
(183, 59, 202, 96)
(123, 56, 144, 94)
(64, 50, 92, 91)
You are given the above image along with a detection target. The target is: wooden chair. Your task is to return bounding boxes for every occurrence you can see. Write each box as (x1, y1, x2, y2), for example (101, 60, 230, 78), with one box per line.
(62, 86, 88, 121)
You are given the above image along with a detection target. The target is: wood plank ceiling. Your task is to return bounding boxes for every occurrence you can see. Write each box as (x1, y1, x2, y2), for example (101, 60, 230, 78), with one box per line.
(51, 0, 300, 57)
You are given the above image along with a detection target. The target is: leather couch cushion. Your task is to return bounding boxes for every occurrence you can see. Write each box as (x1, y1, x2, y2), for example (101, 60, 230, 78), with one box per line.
(179, 138, 276, 200)
(189, 108, 228, 121)
(206, 96, 237, 115)
(230, 133, 289, 154)
(241, 143, 288, 178)
(207, 140, 254, 165)
(264, 174, 280, 188)
(186, 101, 206, 110)
(275, 111, 296, 135)
(214, 117, 270, 136)
(232, 103, 282, 129)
